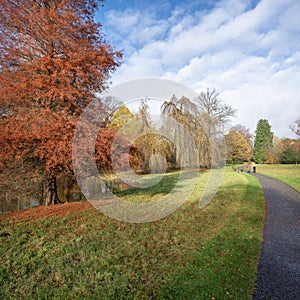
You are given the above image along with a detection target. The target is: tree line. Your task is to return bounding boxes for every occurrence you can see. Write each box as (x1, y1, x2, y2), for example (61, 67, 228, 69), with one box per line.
(0, 0, 234, 205)
(107, 89, 234, 174)
(225, 118, 300, 165)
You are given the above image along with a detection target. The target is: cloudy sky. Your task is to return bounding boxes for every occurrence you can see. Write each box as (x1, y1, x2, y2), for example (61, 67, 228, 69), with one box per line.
(96, 0, 300, 138)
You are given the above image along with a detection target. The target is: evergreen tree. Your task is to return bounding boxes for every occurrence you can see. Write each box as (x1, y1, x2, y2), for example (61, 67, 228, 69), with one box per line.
(253, 119, 273, 164)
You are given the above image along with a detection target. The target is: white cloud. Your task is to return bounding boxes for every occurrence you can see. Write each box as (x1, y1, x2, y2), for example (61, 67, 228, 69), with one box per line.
(106, 9, 139, 31)
(103, 0, 300, 137)
(220, 62, 300, 138)
(104, 9, 169, 50)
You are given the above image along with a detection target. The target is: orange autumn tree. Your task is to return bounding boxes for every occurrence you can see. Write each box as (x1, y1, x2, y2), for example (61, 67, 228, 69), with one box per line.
(225, 129, 253, 164)
(0, 0, 121, 205)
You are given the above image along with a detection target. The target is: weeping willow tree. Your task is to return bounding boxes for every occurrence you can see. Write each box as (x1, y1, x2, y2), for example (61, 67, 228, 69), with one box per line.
(161, 95, 181, 167)
(133, 99, 168, 173)
(161, 95, 208, 168)
(161, 90, 235, 168)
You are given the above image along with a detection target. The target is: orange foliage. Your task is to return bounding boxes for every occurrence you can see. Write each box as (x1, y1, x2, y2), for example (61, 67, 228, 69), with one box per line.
(0, 202, 93, 222)
(225, 129, 253, 163)
(0, 0, 121, 204)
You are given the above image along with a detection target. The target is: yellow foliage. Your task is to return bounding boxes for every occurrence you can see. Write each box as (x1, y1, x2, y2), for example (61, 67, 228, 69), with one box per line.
(225, 130, 253, 163)
(109, 105, 135, 128)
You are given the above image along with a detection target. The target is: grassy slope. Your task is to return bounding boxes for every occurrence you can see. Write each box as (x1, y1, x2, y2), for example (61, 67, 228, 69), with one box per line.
(257, 164, 300, 192)
(0, 170, 264, 299)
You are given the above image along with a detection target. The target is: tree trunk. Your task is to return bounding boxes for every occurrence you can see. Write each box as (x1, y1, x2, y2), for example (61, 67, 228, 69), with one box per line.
(44, 175, 62, 205)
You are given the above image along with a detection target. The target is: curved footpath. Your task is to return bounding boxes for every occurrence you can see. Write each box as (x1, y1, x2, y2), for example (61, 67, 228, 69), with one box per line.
(252, 173, 300, 299)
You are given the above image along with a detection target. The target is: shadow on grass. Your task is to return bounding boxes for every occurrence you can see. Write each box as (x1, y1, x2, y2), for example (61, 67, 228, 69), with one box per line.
(115, 170, 201, 200)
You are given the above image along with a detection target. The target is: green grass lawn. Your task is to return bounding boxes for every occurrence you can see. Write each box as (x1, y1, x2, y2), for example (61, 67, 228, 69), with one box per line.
(257, 164, 300, 192)
(0, 170, 264, 299)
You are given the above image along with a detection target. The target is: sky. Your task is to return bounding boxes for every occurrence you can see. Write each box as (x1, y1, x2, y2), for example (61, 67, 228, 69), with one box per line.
(96, 0, 300, 138)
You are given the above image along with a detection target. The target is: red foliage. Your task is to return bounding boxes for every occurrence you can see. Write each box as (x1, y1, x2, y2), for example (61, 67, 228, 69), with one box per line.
(0, 0, 121, 204)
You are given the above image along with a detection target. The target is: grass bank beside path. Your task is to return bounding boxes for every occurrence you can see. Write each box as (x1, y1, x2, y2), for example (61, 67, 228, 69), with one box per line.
(257, 164, 300, 192)
(0, 170, 264, 299)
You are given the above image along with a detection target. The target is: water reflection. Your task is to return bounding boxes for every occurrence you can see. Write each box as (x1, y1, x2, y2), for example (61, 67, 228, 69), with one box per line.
(0, 178, 85, 213)
(0, 176, 129, 213)
(1, 197, 42, 213)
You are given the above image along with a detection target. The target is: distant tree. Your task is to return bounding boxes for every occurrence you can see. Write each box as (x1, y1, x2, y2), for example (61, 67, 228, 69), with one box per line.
(290, 117, 300, 137)
(161, 90, 234, 168)
(195, 88, 236, 132)
(136, 99, 164, 173)
(109, 105, 135, 128)
(264, 136, 282, 164)
(279, 138, 300, 164)
(281, 148, 297, 164)
(0, 0, 121, 205)
(231, 124, 253, 146)
(195, 89, 235, 168)
(161, 95, 207, 168)
(107, 104, 147, 172)
(253, 119, 273, 164)
(161, 95, 182, 167)
(225, 130, 252, 164)
(101, 96, 123, 126)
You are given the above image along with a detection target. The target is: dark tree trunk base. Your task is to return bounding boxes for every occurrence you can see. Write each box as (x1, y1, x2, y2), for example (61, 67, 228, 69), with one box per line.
(44, 175, 62, 205)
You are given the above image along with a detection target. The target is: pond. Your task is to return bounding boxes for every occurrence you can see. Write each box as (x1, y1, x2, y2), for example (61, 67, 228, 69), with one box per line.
(0, 177, 129, 213)
(0, 178, 85, 213)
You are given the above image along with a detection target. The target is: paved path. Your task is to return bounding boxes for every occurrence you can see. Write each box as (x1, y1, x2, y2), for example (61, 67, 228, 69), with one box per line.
(252, 174, 300, 299)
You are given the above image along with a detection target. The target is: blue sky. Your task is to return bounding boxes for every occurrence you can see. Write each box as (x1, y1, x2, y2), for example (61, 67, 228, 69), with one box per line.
(96, 0, 300, 138)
